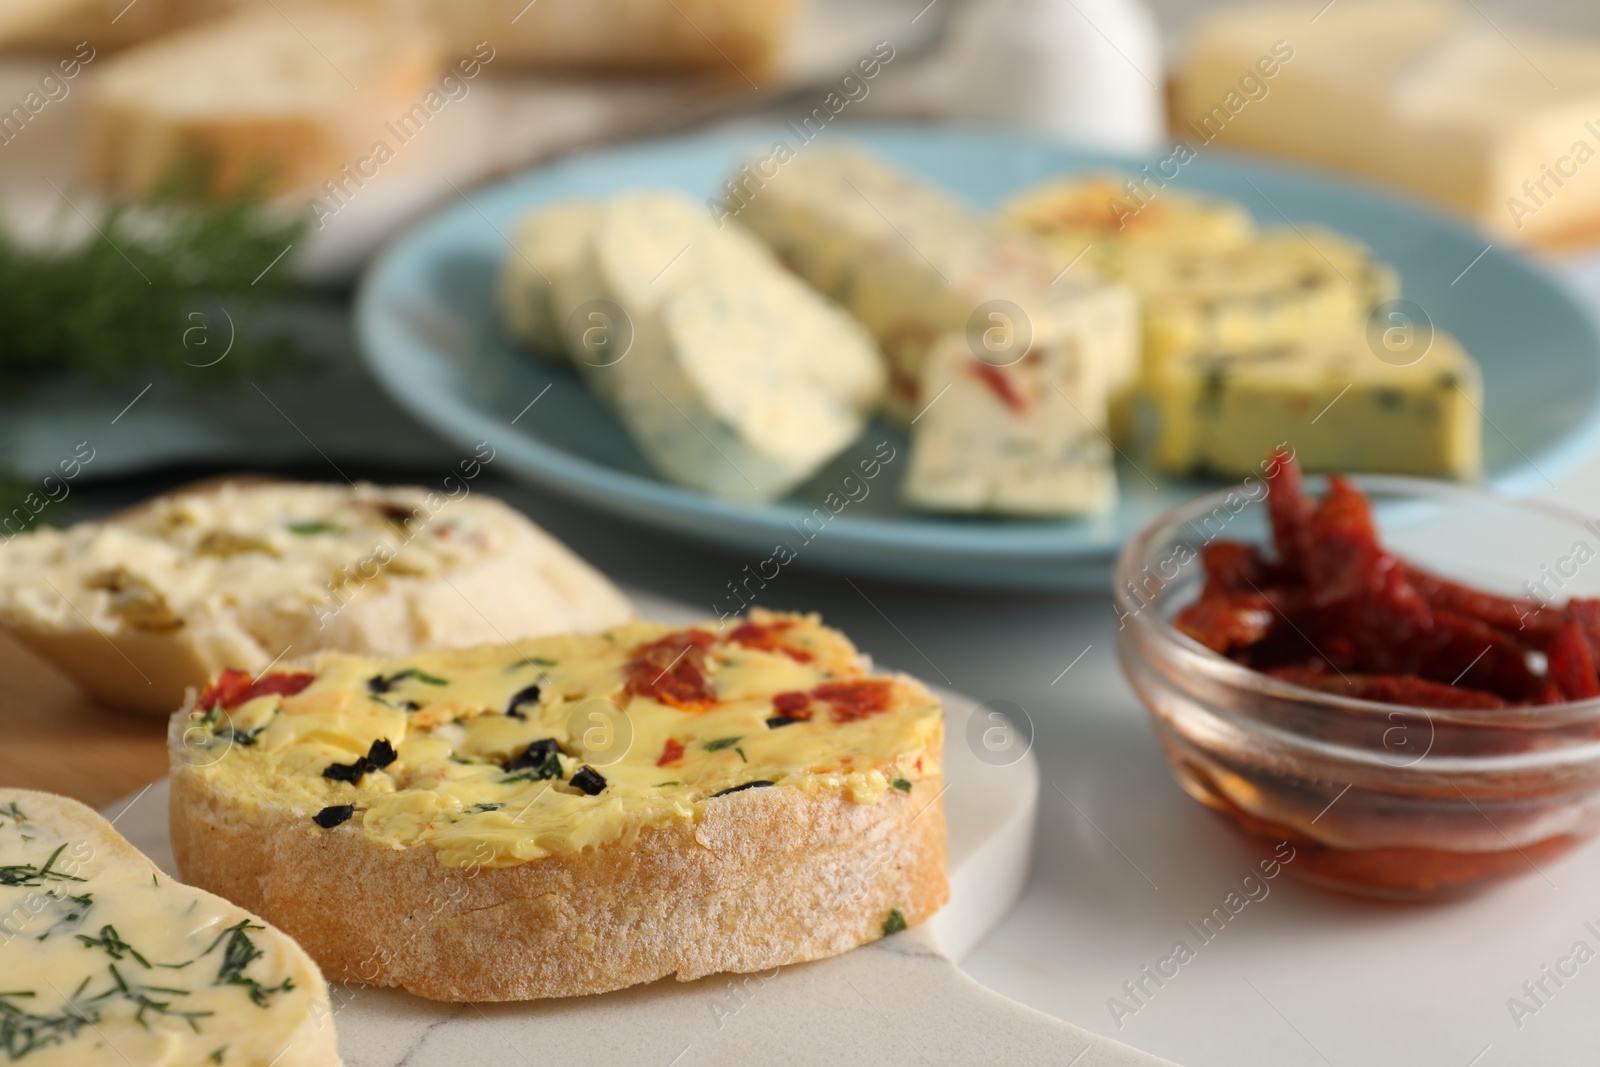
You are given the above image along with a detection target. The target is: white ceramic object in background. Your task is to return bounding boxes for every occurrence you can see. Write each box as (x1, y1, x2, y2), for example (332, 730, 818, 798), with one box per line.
(949, 0, 1164, 153)
(107, 589, 1177, 1065)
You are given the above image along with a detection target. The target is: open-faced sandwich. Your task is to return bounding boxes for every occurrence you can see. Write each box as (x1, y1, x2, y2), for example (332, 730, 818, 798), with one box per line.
(0, 480, 632, 714)
(168, 610, 947, 1001)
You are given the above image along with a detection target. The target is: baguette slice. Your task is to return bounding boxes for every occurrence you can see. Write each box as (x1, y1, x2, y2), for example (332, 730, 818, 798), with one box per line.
(0, 480, 632, 715)
(84, 2, 442, 196)
(169, 610, 947, 1001)
(0, 788, 338, 1067)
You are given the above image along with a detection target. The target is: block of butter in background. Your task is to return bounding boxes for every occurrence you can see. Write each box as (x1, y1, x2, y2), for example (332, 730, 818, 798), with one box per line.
(1176, 0, 1600, 245)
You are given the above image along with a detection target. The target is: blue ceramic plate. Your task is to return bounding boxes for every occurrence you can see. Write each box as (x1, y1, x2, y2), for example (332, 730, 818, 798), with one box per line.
(354, 126, 1600, 590)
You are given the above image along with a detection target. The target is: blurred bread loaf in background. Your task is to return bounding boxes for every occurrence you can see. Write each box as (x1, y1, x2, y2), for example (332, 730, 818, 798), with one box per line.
(413, 0, 801, 76)
(0, 0, 801, 75)
(84, 2, 443, 196)
(0, 0, 213, 52)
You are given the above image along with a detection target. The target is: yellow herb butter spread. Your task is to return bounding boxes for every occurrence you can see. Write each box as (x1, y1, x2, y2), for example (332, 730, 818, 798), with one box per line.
(176, 611, 944, 867)
(0, 791, 336, 1067)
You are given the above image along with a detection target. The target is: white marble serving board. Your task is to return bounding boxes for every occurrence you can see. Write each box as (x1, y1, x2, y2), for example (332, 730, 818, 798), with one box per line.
(105, 588, 1176, 1066)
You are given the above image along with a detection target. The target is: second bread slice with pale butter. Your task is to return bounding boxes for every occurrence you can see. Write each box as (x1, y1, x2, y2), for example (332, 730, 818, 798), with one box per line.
(0, 788, 339, 1067)
(0, 479, 633, 715)
(554, 190, 885, 502)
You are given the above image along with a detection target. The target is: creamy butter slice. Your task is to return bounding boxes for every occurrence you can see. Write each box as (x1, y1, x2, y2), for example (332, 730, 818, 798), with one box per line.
(727, 147, 1138, 424)
(0, 792, 336, 1067)
(177, 611, 944, 867)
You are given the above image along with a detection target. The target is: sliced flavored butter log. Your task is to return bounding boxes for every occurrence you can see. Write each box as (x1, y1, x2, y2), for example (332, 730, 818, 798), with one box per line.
(999, 176, 1398, 375)
(499, 198, 599, 357)
(725, 148, 1139, 422)
(904, 336, 1117, 516)
(1147, 328, 1483, 479)
(1118, 226, 1398, 374)
(0, 481, 633, 715)
(551, 190, 885, 503)
(1176, 0, 1600, 245)
(167, 610, 947, 1001)
(0, 789, 338, 1067)
(1001, 172, 1256, 260)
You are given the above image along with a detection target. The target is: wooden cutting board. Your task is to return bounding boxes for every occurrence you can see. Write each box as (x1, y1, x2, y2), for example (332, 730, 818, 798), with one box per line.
(0, 630, 169, 807)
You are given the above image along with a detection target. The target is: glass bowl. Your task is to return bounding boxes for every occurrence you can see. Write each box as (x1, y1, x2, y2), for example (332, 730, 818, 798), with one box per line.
(1114, 474, 1600, 900)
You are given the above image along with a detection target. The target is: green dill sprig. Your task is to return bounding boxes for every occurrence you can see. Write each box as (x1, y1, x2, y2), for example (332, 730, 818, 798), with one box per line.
(204, 920, 295, 1008)
(0, 843, 86, 888)
(0, 169, 316, 530)
(76, 925, 151, 968)
(0, 168, 308, 389)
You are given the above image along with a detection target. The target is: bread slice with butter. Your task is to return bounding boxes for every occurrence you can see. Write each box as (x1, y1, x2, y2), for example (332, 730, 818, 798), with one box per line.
(84, 2, 442, 196)
(0, 480, 632, 715)
(552, 190, 885, 502)
(168, 610, 947, 1001)
(0, 788, 338, 1067)
(728, 148, 1140, 423)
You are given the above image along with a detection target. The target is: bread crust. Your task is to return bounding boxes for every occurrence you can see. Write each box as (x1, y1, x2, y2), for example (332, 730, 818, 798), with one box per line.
(169, 727, 947, 1002)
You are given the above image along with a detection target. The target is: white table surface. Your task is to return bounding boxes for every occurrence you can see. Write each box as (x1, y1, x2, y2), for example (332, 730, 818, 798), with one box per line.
(12, 0, 1600, 1054)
